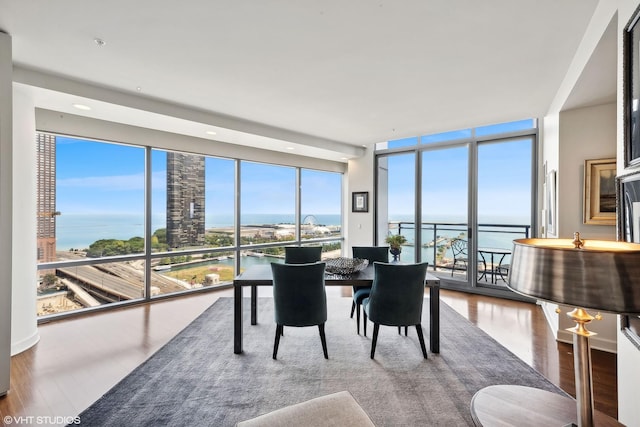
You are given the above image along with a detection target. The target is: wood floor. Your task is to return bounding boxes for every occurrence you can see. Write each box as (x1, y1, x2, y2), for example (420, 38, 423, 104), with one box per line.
(0, 287, 618, 424)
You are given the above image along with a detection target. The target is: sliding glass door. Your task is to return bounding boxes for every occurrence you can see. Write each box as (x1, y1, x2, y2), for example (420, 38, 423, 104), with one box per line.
(376, 153, 416, 263)
(421, 146, 469, 284)
(376, 120, 536, 294)
(476, 137, 533, 288)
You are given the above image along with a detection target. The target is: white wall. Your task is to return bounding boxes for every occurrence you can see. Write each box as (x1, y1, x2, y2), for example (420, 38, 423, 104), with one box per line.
(558, 103, 617, 241)
(11, 86, 39, 355)
(346, 145, 375, 253)
(0, 31, 13, 397)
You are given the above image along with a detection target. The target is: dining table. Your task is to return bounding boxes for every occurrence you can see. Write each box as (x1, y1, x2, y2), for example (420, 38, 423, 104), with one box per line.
(233, 263, 441, 355)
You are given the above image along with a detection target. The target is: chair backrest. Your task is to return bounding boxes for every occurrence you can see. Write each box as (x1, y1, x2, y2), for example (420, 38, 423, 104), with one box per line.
(284, 246, 322, 264)
(366, 262, 429, 326)
(271, 262, 327, 327)
(450, 239, 467, 257)
(352, 246, 389, 263)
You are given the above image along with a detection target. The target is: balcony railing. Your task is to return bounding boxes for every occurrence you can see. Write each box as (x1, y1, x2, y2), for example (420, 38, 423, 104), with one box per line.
(387, 221, 531, 281)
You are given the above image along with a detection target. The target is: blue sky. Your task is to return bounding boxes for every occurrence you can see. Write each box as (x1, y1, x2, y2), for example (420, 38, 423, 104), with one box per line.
(56, 137, 342, 217)
(56, 119, 532, 224)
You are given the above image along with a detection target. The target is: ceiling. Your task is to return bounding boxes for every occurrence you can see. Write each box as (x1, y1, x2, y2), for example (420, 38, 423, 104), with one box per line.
(0, 0, 612, 162)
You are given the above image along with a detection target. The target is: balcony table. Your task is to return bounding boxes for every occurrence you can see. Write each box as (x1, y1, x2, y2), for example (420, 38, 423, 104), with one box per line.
(477, 247, 511, 284)
(233, 264, 441, 354)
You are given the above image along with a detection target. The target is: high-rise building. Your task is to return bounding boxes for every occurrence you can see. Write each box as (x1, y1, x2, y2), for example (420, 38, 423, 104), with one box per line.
(36, 133, 58, 264)
(166, 152, 205, 248)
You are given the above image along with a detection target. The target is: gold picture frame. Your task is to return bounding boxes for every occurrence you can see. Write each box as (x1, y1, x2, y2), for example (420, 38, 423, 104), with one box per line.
(583, 158, 616, 225)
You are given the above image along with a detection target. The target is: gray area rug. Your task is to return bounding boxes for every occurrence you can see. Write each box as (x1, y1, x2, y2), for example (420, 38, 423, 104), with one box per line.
(77, 297, 564, 426)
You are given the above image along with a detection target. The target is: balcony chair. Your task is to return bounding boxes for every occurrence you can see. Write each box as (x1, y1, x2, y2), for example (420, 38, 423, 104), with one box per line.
(362, 262, 429, 359)
(271, 262, 328, 360)
(450, 238, 469, 276)
(350, 246, 389, 335)
(284, 246, 322, 264)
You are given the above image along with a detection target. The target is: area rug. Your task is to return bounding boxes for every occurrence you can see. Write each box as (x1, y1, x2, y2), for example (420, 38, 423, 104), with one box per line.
(76, 297, 564, 426)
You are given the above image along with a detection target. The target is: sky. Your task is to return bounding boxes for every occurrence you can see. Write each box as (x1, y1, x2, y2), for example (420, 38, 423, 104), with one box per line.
(55, 137, 342, 218)
(55, 119, 532, 225)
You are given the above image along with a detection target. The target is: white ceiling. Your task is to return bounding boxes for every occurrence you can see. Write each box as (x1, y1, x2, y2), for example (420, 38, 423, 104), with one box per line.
(1, 0, 612, 161)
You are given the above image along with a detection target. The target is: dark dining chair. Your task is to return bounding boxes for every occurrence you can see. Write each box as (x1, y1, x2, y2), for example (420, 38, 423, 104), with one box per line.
(284, 246, 322, 264)
(271, 262, 328, 360)
(350, 246, 389, 334)
(363, 262, 429, 359)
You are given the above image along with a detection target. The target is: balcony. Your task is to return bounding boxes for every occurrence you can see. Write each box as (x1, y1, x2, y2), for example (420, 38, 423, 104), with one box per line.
(388, 221, 531, 286)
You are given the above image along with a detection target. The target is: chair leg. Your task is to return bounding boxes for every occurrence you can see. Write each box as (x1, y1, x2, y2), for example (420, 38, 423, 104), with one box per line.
(370, 323, 380, 359)
(397, 326, 401, 335)
(415, 324, 428, 359)
(356, 303, 361, 334)
(273, 324, 283, 360)
(405, 326, 408, 336)
(350, 300, 356, 318)
(318, 323, 328, 359)
(363, 311, 367, 337)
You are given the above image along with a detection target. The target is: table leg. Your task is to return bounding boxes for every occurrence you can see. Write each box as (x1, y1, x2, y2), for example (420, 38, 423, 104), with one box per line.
(429, 286, 440, 353)
(490, 253, 496, 283)
(251, 285, 258, 325)
(234, 283, 243, 354)
(478, 252, 488, 282)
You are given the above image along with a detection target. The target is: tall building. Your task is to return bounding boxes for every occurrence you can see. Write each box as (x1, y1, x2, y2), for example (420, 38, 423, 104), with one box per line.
(36, 133, 57, 264)
(166, 152, 205, 248)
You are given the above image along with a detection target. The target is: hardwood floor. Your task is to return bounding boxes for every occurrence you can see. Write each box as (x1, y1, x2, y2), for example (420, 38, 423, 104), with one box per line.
(0, 287, 618, 424)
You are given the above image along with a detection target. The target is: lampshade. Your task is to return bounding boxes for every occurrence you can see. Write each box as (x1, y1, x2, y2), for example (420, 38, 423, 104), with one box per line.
(508, 238, 640, 314)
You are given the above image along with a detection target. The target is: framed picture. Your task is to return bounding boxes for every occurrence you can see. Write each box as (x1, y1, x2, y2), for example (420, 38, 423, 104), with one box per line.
(583, 158, 616, 225)
(624, 5, 640, 167)
(617, 170, 640, 349)
(352, 192, 368, 213)
(546, 169, 556, 235)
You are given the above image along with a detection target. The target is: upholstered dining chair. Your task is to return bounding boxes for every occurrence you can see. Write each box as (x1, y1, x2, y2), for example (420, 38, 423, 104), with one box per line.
(284, 246, 322, 264)
(271, 262, 328, 360)
(362, 262, 429, 359)
(350, 246, 389, 334)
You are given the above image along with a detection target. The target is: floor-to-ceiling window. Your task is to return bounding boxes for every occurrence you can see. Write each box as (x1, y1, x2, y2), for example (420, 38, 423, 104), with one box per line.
(376, 152, 416, 263)
(36, 134, 344, 318)
(376, 119, 535, 296)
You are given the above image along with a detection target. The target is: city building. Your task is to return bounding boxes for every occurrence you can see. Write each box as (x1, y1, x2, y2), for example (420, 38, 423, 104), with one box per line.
(166, 152, 206, 248)
(35, 132, 57, 264)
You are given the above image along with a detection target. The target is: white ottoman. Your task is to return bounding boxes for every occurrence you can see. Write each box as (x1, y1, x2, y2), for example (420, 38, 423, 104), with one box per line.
(236, 391, 375, 427)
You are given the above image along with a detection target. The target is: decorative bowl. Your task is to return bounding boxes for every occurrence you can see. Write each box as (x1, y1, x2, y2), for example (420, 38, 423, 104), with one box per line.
(325, 257, 369, 275)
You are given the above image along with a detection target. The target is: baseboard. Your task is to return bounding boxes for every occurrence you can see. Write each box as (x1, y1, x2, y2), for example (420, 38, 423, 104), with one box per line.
(11, 331, 40, 356)
(557, 329, 617, 354)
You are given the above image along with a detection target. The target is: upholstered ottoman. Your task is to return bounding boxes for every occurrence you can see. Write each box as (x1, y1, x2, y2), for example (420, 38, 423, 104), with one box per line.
(236, 391, 375, 427)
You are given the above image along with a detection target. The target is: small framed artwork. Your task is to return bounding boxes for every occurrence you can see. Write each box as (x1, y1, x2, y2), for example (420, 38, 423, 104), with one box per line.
(583, 158, 616, 225)
(352, 192, 369, 213)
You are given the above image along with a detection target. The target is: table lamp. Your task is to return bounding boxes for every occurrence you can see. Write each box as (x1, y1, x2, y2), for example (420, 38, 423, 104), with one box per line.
(506, 233, 640, 427)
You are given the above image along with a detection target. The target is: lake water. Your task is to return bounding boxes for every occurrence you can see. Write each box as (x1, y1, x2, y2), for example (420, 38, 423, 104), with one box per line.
(56, 213, 341, 250)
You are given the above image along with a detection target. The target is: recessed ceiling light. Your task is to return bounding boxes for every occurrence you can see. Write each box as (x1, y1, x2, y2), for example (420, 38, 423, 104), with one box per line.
(286, 147, 295, 150)
(72, 103, 91, 111)
(205, 130, 217, 136)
